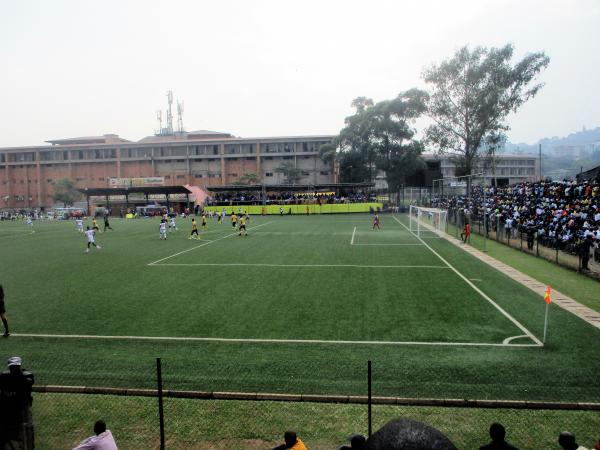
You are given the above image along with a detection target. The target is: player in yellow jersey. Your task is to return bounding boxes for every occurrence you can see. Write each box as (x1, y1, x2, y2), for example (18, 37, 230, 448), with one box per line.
(92, 218, 100, 232)
(231, 213, 238, 229)
(201, 213, 207, 229)
(238, 215, 247, 236)
(189, 218, 200, 240)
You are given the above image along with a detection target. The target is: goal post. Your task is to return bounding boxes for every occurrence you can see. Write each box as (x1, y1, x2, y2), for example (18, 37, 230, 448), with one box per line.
(409, 206, 447, 238)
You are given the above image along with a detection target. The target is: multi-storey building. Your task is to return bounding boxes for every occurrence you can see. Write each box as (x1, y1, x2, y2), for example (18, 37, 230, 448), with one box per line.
(424, 153, 540, 186)
(0, 130, 335, 209)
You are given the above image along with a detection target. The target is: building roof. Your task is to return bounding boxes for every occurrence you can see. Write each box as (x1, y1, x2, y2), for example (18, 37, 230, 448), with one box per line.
(78, 186, 193, 197)
(137, 130, 233, 144)
(206, 182, 375, 192)
(45, 134, 131, 146)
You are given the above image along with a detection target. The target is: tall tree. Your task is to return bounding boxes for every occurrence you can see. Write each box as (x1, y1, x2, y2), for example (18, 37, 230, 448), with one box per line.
(51, 178, 81, 207)
(423, 44, 549, 191)
(335, 90, 428, 189)
(275, 163, 303, 184)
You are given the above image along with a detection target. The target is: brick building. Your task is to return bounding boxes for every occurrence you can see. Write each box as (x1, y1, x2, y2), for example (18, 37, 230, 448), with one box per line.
(0, 131, 335, 209)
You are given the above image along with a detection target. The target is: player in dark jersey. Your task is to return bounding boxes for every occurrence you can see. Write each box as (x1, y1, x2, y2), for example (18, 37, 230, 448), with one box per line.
(103, 214, 113, 232)
(0, 284, 9, 337)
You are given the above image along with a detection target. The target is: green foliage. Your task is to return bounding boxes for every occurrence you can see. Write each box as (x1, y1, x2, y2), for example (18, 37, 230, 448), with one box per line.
(423, 44, 550, 187)
(51, 177, 81, 207)
(275, 163, 303, 184)
(336, 90, 428, 187)
(232, 173, 259, 185)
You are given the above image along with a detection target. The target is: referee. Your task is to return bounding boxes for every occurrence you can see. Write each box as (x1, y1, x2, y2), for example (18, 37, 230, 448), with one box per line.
(0, 284, 9, 337)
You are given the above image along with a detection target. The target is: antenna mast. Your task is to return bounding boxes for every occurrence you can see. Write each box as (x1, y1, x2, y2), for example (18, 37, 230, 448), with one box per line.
(166, 90, 174, 134)
(156, 110, 162, 135)
(177, 100, 184, 133)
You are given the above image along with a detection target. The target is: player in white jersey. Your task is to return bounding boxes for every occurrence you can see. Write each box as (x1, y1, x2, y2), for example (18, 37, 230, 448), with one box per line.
(26, 216, 33, 226)
(76, 218, 84, 232)
(85, 226, 101, 253)
(159, 220, 167, 240)
(169, 216, 177, 231)
(221, 210, 226, 223)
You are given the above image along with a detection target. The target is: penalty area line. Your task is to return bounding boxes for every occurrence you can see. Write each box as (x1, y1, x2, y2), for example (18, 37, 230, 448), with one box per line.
(10, 333, 542, 347)
(392, 215, 543, 347)
(147, 221, 272, 266)
(149, 263, 451, 269)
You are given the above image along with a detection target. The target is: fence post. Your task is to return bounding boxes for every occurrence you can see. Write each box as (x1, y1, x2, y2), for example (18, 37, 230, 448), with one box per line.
(156, 357, 166, 450)
(520, 231, 523, 251)
(368, 360, 372, 437)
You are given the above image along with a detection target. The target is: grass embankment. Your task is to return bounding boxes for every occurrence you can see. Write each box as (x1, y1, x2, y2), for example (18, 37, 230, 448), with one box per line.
(34, 393, 600, 450)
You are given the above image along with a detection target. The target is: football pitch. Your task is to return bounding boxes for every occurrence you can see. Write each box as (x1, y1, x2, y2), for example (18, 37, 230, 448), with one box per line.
(1, 214, 599, 402)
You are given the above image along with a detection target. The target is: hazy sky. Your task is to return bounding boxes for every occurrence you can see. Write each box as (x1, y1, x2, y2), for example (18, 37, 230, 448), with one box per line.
(1, 0, 599, 147)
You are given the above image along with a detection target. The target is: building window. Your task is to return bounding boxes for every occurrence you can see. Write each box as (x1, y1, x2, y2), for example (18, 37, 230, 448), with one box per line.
(213, 146, 219, 155)
(194, 174, 203, 178)
(265, 172, 273, 177)
(176, 175, 185, 179)
(228, 173, 238, 177)
(164, 175, 171, 179)
(301, 171, 310, 176)
(320, 171, 329, 175)
(283, 156, 293, 160)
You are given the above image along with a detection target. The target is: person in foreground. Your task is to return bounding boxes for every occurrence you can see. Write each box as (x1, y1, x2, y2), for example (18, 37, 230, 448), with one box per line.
(72, 420, 118, 450)
(272, 430, 307, 450)
(479, 423, 518, 450)
(558, 431, 589, 450)
(363, 418, 456, 450)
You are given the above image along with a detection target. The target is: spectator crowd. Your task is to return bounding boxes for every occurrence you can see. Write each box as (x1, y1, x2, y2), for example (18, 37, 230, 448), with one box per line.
(206, 190, 377, 206)
(434, 179, 600, 267)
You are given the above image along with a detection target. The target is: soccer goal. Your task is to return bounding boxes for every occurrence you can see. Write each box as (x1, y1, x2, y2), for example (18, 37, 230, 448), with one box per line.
(409, 206, 447, 238)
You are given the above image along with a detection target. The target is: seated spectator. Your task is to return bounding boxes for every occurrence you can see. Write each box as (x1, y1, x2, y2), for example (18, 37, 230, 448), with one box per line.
(272, 430, 307, 450)
(363, 418, 457, 450)
(72, 420, 118, 450)
(339, 433, 366, 449)
(479, 422, 518, 449)
(558, 431, 588, 450)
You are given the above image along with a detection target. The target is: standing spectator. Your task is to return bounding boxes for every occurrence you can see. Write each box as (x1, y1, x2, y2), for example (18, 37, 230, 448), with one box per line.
(0, 284, 9, 337)
(272, 430, 307, 450)
(558, 431, 588, 450)
(72, 420, 118, 450)
(479, 423, 518, 449)
(580, 235, 593, 270)
(0, 357, 34, 449)
(461, 222, 470, 243)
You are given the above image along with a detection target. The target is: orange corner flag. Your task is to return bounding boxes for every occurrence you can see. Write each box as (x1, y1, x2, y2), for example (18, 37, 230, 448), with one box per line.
(544, 286, 552, 304)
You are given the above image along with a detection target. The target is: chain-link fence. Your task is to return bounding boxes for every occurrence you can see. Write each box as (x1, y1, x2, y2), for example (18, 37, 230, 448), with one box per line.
(3, 355, 599, 449)
(446, 207, 600, 279)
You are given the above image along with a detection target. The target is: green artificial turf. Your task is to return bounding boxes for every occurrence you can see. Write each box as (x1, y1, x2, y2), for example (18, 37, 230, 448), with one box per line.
(1, 214, 599, 404)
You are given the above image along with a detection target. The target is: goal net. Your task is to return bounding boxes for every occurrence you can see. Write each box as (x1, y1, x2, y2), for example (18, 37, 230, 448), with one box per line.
(409, 206, 447, 238)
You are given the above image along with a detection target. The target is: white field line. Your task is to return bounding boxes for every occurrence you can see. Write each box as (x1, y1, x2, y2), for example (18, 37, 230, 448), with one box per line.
(502, 334, 529, 345)
(352, 243, 424, 246)
(392, 215, 543, 347)
(147, 221, 273, 266)
(11, 333, 540, 347)
(151, 263, 450, 269)
(351, 227, 356, 245)
(0, 229, 36, 237)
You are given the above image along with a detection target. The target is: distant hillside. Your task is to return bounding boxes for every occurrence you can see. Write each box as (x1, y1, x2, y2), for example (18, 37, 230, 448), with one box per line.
(502, 126, 600, 179)
(504, 126, 600, 154)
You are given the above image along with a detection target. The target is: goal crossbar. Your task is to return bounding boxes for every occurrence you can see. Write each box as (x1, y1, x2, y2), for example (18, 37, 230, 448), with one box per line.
(409, 206, 447, 238)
